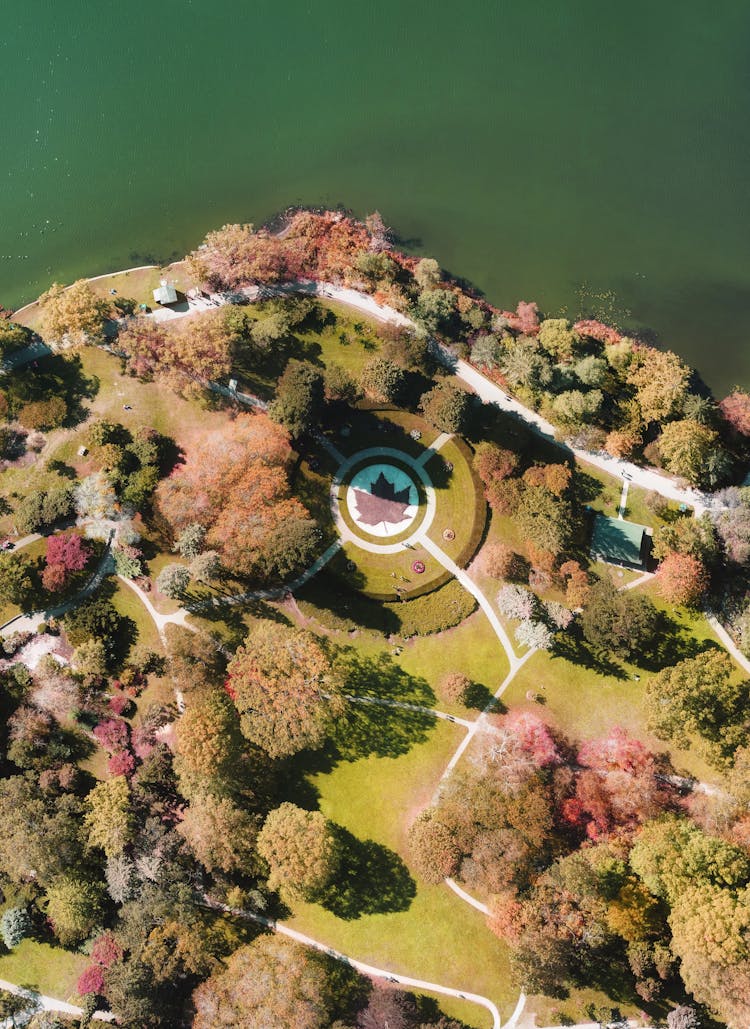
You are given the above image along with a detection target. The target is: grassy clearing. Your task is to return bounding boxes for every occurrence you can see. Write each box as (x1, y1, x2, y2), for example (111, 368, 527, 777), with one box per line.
(0, 938, 88, 999)
(502, 584, 735, 785)
(110, 578, 163, 655)
(283, 718, 515, 1028)
(424, 437, 486, 566)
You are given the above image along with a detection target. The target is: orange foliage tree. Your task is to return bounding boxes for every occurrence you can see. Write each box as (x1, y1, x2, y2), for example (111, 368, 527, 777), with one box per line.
(656, 551, 709, 607)
(155, 413, 318, 580)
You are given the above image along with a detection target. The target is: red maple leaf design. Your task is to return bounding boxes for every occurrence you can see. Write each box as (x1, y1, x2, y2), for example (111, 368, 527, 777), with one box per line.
(352, 471, 413, 527)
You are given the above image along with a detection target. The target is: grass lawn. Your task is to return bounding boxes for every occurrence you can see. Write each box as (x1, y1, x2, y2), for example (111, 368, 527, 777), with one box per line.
(502, 585, 736, 785)
(576, 460, 690, 530)
(424, 437, 486, 566)
(284, 718, 515, 1028)
(110, 578, 164, 655)
(0, 938, 88, 1000)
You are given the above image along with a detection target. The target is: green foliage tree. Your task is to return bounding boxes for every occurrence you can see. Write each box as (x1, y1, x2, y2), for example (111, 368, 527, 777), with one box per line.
(645, 651, 748, 763)
(415, 288, 456, 335)
(419, 380, 471, 433)
(269, 359, 325, 438)
(0, 320, 31, 356)
(156, 563, 191, 599)
(516, 485, 571, 556)
(14, 487, 73, 534)
(538, 318, 579, 360)
(176, 524, 209, 564)
(0, 553, 33, 607)
(0, 908, 31, 949)
(551, 389, 603, 426)
(0, 778, 85, 887)
(581, 577, 657, 661)
(85, 777, 135, 858)
(64, 597, 124, 664)
(658, 419, 726, 488)
(413, 258, 441, 290)
(359, 357, 406, 403)
(45, 874, 104, 946)
(258, 803, 342, 902)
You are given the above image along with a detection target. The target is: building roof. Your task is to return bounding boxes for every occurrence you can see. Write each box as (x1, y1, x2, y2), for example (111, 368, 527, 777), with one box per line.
(152, 280, 178, 305)
(590, 513, 649, 566)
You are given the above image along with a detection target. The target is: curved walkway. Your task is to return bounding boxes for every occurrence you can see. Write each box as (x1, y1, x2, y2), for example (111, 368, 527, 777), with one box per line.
(201, 894, 505, 1029)
(0, 978, 113, 1023)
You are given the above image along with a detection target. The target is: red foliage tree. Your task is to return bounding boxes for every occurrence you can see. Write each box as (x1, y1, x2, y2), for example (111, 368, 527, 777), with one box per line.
(92, 718, 129, 753)
(656, 551, 709, 607)
(498, 709, 560, 766)
(46, 534, 90, 572)
(505, 301, 540, 335)
(474, 442, 518, 486)
(91, 931, 124, 968)
(41, 562, 69, 593)
(572, 320, 622, 345)
(77, 964, 106, 996)
(108, 750, 136, 777)
(719, 391, 750, 437)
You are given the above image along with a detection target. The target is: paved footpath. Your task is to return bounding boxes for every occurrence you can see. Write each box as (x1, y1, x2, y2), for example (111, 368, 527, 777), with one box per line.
(0, 978, 113, 1023)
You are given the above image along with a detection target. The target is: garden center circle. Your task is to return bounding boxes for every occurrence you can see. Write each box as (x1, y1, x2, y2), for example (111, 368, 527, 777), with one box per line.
(331, 447, 437, 555)
(346, 462, 419, 538)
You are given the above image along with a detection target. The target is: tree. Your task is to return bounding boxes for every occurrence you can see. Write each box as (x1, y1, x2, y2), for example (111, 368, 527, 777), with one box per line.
(515, 619, 553, 650)
(141, 920, 218, 984)
(359, 357, 406, 403)
(85, 777, 134, 857)
(667, 1007, 702, 1029)
(0, 320, 31, 356)
(605, 429, 641, 459)
(0, 553, 33, 606)
(64, 597, 124, 658)
(38, 280, 110, 347)
(192, 935, 333, 1029)
(471, 333, 503, 371)
(177, 792, 259, 874)
(645, 652, 748, 762)
(473, 442, 518, 485)
(480, 541, 517, 579)
(651, 513, 720, 565)
(516, 486, 571, 556)
(414, 258, 441, 290)
(713, 488, 750, 564)
(257, 803, 341, 901)
(324, 364, 362, 406)
(551, 389, 603, 426)
(415, 288, 456, 335)
(156, 563, 191, 598)
(155, 413, 316, 581)
(627, 348, 690, 424)
(164, 624, 224, 693)
(227, 621, 344, 758)
(74, 471, 117, 520)
(357, 987, 422, 1029)
(190, 550, 221, 584)
(14, 487, 73, 534)
(174, 689, 241, 794)
(719, 390, 750, 437)
(42, 562, 68, 592)
(581, 577, 657, 660)
(656, 551, 709, 606)
(269, 359, 325, 438)
(501, 339, 553, 391)
(119, 310, 234, 396)
(17, 396, 67, 430)
(658, 419, 725, 488)
(0, 778, 85, 887)
(407, 811, 461, 884)
(174, 523, 206, 559)
(537, 318, 579, 360)
(0, 908, 31, 949)
(439, 672, 472, 704)
(46, 533, 90, 572)
(45, 874, 104, 946)
(496, 584, 537, 620)
(419, 380, 471, 433)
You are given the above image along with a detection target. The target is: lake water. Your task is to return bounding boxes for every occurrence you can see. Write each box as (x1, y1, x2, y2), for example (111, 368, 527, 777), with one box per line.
(2, 0, 750, 393)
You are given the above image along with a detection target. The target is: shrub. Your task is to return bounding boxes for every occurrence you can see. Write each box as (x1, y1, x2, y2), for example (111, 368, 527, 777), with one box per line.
(0, 907, 31, 948)
(439, 672, 472, 704)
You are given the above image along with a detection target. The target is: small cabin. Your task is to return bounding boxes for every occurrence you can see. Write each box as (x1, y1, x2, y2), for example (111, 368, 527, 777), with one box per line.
(590, 513, 651, 569)
(152, 279, 178, 306)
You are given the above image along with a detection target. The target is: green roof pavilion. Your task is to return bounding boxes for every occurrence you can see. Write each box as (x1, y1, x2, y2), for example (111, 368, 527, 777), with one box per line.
(590, 514, 650, 568)
(153, 279, 178, 305)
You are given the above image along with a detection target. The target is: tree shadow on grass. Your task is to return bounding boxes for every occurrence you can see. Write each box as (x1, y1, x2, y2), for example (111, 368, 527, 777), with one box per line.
(337, 648, 435, 706)
(319, 827, 416, 920)
(551, 628, 629, 679)
(332, 702, 437, 761)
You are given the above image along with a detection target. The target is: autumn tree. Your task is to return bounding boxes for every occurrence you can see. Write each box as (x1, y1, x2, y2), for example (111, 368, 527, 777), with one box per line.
(257, 803, 341, 901)
(227, 621, 344, 758)
(538, 318, 580, 361)
(38, 280, 110, 347)
(407, 811, 461, 884)
(155, 413, 318, 581)
(627, 348, 690, 424)
(177, 792, 260, 874)
(480, 541, 518, 579)
(187, 223, 291, 289)
(651, 513, 719, 565)
(120, 310, 234, 396)
(192, 935, 333, 1029)
(173, 689, 242, 795)
(439, 672, 472, 704)
(419, 380, 471, 433)
(516, 485, 571, 556)
(473, 441, 518, 486)
(164, 623, 224, 693)
(269, 359, 325, 438)
(17, 396, 68, 430)
(658, 419, 727, 488)
(719, 390, 750, 437)
(645, 652, 749, 763)
(656, 551, 709, 606)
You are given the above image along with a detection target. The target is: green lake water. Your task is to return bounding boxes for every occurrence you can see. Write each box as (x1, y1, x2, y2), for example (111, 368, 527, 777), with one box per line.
(2, 0, 750, 393)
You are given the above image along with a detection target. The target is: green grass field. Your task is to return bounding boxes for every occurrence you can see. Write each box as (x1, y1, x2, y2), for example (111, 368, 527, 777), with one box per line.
(0, 938, 88, 1001)
(283, 718, 515, 1028)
